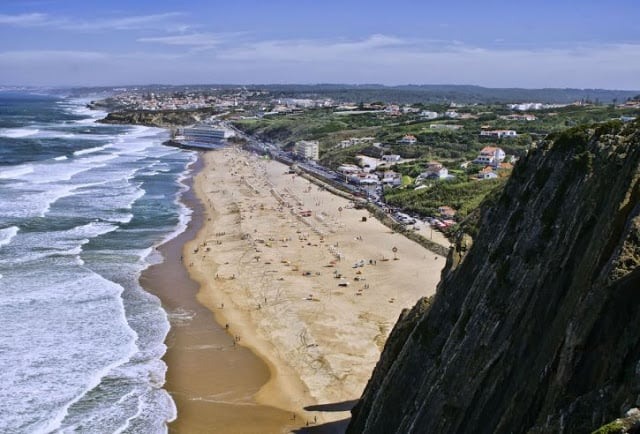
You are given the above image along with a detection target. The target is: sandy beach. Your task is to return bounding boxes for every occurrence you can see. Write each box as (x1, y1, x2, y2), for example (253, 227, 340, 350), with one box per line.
(153, 147, 448, 432)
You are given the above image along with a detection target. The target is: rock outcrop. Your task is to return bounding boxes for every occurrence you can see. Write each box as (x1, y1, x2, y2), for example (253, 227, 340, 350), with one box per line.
(98, 108, 220, 127)
(348, 120, 640, 434)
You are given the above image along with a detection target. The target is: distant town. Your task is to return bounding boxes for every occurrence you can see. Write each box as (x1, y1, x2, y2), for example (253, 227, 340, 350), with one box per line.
(91, 85, 640, 238)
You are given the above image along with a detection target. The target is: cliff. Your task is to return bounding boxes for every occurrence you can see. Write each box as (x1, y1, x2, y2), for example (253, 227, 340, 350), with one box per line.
(98, 108, 220, 128)
(348, 120, 640, 434)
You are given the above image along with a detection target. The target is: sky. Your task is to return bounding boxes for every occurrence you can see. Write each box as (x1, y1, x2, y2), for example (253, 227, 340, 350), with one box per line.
(0, 0, 638, 89)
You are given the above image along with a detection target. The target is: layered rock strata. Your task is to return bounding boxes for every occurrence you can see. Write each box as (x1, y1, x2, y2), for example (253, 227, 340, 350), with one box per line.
(349, 121, 640, 434)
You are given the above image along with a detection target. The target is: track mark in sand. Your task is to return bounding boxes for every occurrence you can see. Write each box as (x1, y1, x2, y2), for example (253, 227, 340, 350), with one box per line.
(373, 322, 389, 352)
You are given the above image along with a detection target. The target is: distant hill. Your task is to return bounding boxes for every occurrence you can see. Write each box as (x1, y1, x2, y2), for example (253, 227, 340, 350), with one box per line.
(253, 84, 640, 105)
(57, 83, 640, 105)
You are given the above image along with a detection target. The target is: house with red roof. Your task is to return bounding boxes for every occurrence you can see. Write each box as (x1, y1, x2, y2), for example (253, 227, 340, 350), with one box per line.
(398, 134, 417, 145)
(473, 146, 506, 167)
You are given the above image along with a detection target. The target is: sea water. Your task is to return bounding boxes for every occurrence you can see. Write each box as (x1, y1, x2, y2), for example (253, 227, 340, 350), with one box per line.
(0, 92, 196, 433)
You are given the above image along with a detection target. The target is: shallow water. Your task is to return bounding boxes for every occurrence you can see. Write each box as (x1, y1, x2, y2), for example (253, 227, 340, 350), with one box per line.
(0, 92, 195, 433)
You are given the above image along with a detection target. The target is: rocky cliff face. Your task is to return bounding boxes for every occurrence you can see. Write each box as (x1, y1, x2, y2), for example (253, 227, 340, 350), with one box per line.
(348, 120, 640, 434)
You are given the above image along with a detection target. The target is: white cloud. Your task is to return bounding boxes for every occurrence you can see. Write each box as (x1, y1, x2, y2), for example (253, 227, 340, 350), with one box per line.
(0, 11, 188, 32)
(0, 12, 58, 26)
(219, 34, 410, 62)
(138, 33, 222, 49)
(70, 12, 187, 31)
(213, 36, 640, 88)
(0, 50, 107, 61)
(0, 36, 638, 89)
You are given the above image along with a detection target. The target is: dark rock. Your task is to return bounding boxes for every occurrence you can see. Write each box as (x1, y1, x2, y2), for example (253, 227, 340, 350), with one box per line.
(98, 108, 220, 128)
(348, 120, 640, 434)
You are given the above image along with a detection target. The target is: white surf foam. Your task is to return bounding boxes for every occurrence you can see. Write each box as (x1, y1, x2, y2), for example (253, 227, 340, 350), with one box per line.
(0, 221, 119, 265)
(11, 153, 118, 185)
(69, 104, 103, 119)
(0, 128, 39, 138)
(0, 164, 34, 179)
(0, 226, 19, 248)
(0, 96, 186, 433)
(29, 130, 77, 140)
(167, 308, 197, 326)
(73, 117, 100, 126)
(0, 271, 140, 427)
(154, 152, 197, 250)
(73, 145, 109, 156)
(0, 179, 116, 219)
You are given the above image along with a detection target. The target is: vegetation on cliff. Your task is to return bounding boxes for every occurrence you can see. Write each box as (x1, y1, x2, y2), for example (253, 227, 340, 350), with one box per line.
(384, 177, 507, 218)
(98, 108, 221, 128)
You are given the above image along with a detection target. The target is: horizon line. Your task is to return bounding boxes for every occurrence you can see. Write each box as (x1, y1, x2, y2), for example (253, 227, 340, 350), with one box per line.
(2, 83, 640, 92)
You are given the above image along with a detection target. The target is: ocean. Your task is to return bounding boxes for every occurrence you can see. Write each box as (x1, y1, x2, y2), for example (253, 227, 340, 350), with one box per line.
(0, 92, 196, 433)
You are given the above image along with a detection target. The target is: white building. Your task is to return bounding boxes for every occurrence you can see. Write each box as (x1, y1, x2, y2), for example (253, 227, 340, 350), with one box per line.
(294, 140, 320, 160)
(418, 162, 449, 180)
(380, 171, 402, 187)
(478, 171, 498, 180)
(337, 139, 354, 149)
(355, 155, 379, 172)
(402, 105, 420, 113)
(508, 103, 544, 111)
(336, 136, 374, 149)
(500, 114, 537, 121)
(398, 134, 417, 145)
(430, 124, 462, 130)
(420, 111, 439, 119)
(480, 129, 517, 138)
(337, 164, 361, 175)
(281, 98, 315, 108)
(507, 102, 567, 111)
(347, 173, 379, 185)
(473, 146, 506, 167)
(381, 154, 401, 163)
(180, 127, 226, 149)
(385, 104, 400, 114)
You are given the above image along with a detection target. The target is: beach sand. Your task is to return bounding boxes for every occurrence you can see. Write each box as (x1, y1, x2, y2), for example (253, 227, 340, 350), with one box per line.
(141, 160, 296, 434)
(147, 147, 448, 432)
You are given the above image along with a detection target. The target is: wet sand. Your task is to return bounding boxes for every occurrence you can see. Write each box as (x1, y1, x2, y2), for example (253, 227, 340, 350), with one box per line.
(140, 157, 296, 433)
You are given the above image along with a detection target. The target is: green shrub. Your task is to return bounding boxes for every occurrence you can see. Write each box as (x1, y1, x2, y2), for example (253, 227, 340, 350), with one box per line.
(552, 125, 590, 153)
(591, 420, 625, 434)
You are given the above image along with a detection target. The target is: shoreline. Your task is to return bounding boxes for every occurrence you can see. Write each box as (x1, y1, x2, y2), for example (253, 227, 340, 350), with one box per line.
(179, 146, 446, 431)
(140, 154, 297, 433)
(141, 145, 448, 433)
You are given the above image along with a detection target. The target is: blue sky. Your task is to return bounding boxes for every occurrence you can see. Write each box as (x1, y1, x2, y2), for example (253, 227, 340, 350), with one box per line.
(0, 0, 638, 88)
